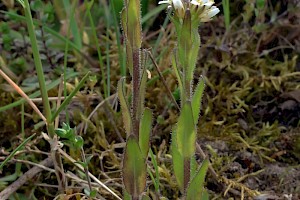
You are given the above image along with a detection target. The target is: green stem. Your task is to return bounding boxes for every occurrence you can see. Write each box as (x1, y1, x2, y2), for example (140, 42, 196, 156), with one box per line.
(23, 0, 65, 193)
(24, 0, 52, 132)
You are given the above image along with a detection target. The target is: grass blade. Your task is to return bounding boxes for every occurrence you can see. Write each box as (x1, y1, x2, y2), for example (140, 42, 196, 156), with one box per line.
(0, 134, 36, 170)
(51, 71, 90, 122)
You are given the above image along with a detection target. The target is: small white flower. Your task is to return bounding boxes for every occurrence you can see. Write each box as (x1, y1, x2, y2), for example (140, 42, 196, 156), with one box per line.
(191, 0, 214, 7)
(158, 0, 171, 5)
(158, 0, 185, 17)
(190, 0, 219, 22)
(173, 0, 184, 10)
(206, 6, 220, 18)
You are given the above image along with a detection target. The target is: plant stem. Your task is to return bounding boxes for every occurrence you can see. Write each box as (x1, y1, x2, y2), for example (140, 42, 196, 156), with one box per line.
(132, 49, 141, 138)
(24, 0, 66, 192)
(24, 0, 52, 129)
(184, 158, 190, 192)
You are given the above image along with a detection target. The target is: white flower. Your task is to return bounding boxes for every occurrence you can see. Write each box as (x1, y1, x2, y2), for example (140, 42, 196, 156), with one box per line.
(158, 0, 184, 17)
(172, 0, 184, 10)
(207, 6, 220, 18)
(158, 0, 219, 22)
(191, 0, 219, 22)
(191, 0, 214, 7)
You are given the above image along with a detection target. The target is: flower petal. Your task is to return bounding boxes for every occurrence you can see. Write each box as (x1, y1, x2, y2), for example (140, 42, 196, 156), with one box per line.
(207, 6, 220, 18)
(158, 0, 171, 5)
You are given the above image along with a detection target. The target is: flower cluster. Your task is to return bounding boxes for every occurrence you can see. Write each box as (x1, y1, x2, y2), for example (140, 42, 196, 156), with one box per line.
(159, 0, 219, 22)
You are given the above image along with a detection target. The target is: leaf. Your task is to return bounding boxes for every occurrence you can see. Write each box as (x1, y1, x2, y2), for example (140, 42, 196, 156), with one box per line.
(178, 10, 192, 80)
(127, 0, 142, 49)
(123, 190, 132, 200)
(149, 149, 160, 192)
(191, 77, 205, 124)
(187, 29, 200, 82)
(62, 0, 82, 49)
(176, 102, 196, 158)
(121, 8, 133, 74)
(186, 159, 209, 200)
(171, 53, 184, 102)
(123, 135, 146, 198)
(0, 133, 36, 170)
(141, 194, 151, 200)
(139, 108, 152, 158)
(190, 156, 198, 179)
(118, 78, 132, 135)
(137, 65, 148, 120)
(171, 129, 184, 191)
(73, 136, 84, 149)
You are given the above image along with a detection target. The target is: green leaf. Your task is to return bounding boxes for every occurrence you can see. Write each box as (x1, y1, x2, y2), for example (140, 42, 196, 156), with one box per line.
(171, 129, 184, 191)
(16, 0, 25, 8)
(127, 0, 141, 49)
(141, 194, 151, 200)
(186, 159, 209, 200)
(30, 0, 43, 11)
(201, 190, 210, 200)
(190, 156, 198, 179)
(178, 10, 192, 80)
(148, 149, 160, 192)
(54, 128, 67, 138)
(62, 0, 82, 49)
(89, 189, 97, 198)
(256, 0, 265, 9)
(74, 160, 87, 168)
(188, 30, 200, 82)
(137, 65, 148, 120)
(176, 102, 196, 158)
(118, 78, 132, 135)
(123, 190, 132, 200)
(123, 135, 146, 198)
(171, 53, 184, 101)
(0, 133, 36, 170)
(73, 136, 84, 149)
(55, 123, 75, 139)
(191, 77, 205, 124)
(139, 108, 152, 158)
(121, 8, 133, 75)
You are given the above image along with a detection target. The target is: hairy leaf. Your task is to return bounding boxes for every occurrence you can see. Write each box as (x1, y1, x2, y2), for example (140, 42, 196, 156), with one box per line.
(172, 53, 184, 102)
(137, 65, 148, 119)
(172, 129, 184, 191)
(191, 76, 205, 124)
(186, 159, 209, 200)
(127, 0, 142, 49)
(176, 102, 196, 158)
(118, 78, 132, 135)
(139, 108, 152, 158)
(178, 10, 192, 81)
(123, 135, 146, 198)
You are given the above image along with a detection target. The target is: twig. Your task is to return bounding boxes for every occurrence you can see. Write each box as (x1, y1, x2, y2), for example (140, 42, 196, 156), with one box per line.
(0, 157, 53, 200)
(147, 50, 180, 111)
(58, 148, 122, 200)
(0, 69, 47, 124)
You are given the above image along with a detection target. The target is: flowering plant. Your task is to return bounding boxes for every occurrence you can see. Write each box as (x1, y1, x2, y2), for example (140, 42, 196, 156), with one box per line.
(159, 0, 219, 198)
